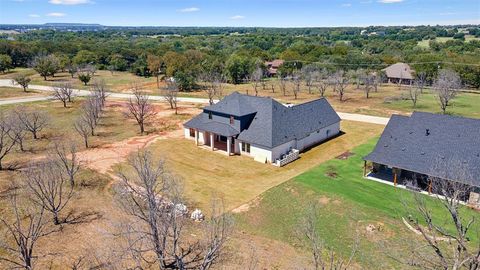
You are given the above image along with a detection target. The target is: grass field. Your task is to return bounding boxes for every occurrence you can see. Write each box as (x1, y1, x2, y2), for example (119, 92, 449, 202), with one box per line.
(418, 35, 480, 48)
(235, 138, 480, 269)
(0, 86, 44, 99)
(136, 121, 384, 212)
(3, 68, 480, 120)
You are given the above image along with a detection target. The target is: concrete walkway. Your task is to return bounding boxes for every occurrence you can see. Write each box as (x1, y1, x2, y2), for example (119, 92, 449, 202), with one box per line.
(0, 79, 390, 125)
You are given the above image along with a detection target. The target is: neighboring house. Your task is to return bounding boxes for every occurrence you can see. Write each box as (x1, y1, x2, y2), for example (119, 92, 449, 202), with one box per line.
(184, 92, 341, 166)
(265, 59, 284, 77)
(382, 63, 414, 85)
(363, 112, 480, 207)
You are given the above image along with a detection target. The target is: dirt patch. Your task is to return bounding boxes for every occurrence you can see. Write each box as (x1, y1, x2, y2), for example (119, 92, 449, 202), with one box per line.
(318, 196, 331, 205)
(232, 196, 262, 214)
(336, 151, 355, 160)
(76, 134, 162, 174)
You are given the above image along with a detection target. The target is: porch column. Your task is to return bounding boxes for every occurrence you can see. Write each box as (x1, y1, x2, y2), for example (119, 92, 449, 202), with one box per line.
(210, 133, 214, 151)
(195, 129, 199, 146)
(363, 160, 367, 177)
(393, 171, 397, 186)
(227, 137, 232, 156)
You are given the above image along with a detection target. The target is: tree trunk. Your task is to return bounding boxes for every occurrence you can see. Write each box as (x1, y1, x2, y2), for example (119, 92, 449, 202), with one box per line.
(23, 86, 27, 92)
(140, 122, 144, 134)
(156, 75, 160, 89)
(84, 137, 89, 148)
(43, 75, 47, 81)
(63, 101, 67, 108)
(33, 131, 38, 140)
(53, 212, 60, 225)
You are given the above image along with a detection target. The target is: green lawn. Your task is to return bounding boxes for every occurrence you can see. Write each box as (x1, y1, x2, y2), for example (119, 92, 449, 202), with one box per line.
(384, 90, 480, 119)
(236, 138, 480, 269)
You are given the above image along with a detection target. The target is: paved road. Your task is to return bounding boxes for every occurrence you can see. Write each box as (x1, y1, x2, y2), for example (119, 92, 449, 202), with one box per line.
(0, 79, 212, 104)
(0, 79, 390, 125)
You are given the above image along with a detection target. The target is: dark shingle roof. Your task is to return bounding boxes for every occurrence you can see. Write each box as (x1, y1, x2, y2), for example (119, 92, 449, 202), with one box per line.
(204, 92, 257, 116)
(186, 92, 340, 148)
(184, 113, 240, 137)
(237, 97, 340, 148)
(364, 112, 480, 187)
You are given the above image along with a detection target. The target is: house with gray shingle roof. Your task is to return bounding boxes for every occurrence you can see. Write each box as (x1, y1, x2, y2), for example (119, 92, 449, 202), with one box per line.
(184, 92, 341, 166)
(382, 62, 414, 85)
(363, 112, 480, 206)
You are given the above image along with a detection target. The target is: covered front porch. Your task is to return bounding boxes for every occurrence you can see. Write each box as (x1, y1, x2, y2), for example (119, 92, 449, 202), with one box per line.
(190, 128, 238, 156)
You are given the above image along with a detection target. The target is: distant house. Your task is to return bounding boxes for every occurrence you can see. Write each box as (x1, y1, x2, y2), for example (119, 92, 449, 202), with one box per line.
(382, 63, 414, 85)
(363, 112, 480, 207)
(184, 92, 341, 166)
(265, 59, 284, 77)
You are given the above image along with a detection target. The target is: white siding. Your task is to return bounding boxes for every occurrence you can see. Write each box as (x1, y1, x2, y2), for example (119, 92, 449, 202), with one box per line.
(249, 144, 273, 163)
(184, 128, 191, 139)
(270, 122, 340, 162)
(271, 140, 297, 162)
(296, 122, 340, 151)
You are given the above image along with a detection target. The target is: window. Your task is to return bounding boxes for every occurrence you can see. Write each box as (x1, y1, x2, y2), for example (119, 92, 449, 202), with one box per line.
(242, 142, 250, 153)
(208, 112, 212, 119)
(189, 128, 195, 137)
(230, 116, 234, 125)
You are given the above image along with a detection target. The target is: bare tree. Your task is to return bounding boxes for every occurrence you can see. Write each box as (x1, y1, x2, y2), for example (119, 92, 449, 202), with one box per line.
(409, 78, 423, 108)
(9, 117, 28, 152)
(14, 106, 49, 140)
(415, 72, 427, 94)
(302, 64, 317, 94)
(162, 81, 179, 114)
(12, 74, 31, 92)
(91, 79, 109, 108)
(332, 71, 349, 101)
(49, 141, 80, 186)
(126, 85, 156, 134)
(315, 70, 329, 97)
(0, 113, 16, 170)
(0, 192, 51, 269)
(291, 72, 302, 100)
(24, 160, 74, 225)
(278, 76, 288, 96)
(251, 67, 263, 97)
(66, 63, 77, 78)
(79, 94, 103, 136)
(299, 202, 358, 270)
(199, 197, 234, 270)
(74, 118, 91, 148)
(362, 74, 374, 99)
(200, 72, 224, 105)
(53, 83, 74, 107)
(400, 165, 479, 270)
(433, 69, 461, 114)
(117, 151, 233, 269)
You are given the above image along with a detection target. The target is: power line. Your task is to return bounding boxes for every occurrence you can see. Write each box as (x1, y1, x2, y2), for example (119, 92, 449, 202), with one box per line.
(280, 60, 480, 67)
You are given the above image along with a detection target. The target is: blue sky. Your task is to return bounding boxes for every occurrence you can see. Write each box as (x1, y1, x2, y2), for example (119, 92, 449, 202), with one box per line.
(0, 0, 479, 27)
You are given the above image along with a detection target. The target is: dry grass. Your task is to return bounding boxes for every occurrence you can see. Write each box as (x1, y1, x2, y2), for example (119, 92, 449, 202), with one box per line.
(0, 86, 45, 99)
(142, 120, 384, 212)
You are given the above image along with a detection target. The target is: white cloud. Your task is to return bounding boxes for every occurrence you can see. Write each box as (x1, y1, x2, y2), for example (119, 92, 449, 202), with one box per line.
(12, 0, 25, 2)
(47, 12, 66, 17)
(230, 15, 245, 20)
(378, 0, 404, 3)
(178, 7, 199, 13)
(29, 14, 41, 17)
(49, 0, 91, 5)
(342, 3, 352, 7)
